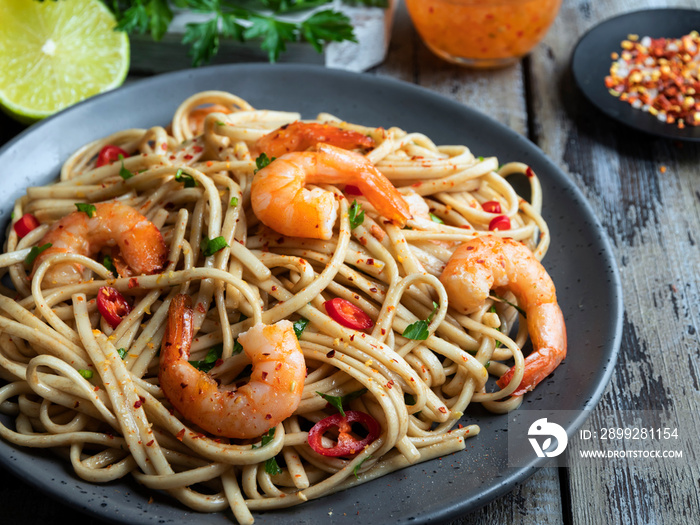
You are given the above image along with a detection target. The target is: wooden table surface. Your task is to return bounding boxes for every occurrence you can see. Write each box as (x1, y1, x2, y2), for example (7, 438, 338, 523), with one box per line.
(1, 1, 698, 524)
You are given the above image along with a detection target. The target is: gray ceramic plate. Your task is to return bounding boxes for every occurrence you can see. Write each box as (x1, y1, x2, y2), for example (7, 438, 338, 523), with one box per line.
(0, 64, 622, 524)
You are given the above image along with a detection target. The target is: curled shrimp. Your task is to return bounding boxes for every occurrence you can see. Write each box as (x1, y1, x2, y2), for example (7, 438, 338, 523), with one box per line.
(33, 201, 167, 286)
(250, 143, 411, 240)
(254, 121, 375, 158)
(439, 235, 567, 396)
(159, 295, 306, 439)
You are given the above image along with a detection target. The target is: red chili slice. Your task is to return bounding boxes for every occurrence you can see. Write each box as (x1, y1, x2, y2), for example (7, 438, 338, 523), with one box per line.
(307, 410, 381, 457)
(96, 286, 131, 329)
(13, 213, 40, 238)
(324, 298, 374, 331)
(488, 215, 511, 231)
(96, 145, 129, 167)
(344, 184, 363, 196)
(481, 201, 502, 214)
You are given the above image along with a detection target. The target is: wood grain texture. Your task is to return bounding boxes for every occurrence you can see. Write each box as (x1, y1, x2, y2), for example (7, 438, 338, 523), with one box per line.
(529, 0, 700, 523)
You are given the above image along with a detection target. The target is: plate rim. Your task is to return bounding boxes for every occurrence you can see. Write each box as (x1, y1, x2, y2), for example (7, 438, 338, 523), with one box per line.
(0, 62, 624, 524)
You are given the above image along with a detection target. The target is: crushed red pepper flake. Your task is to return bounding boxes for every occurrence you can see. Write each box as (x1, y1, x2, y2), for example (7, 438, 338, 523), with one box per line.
(606, 31, 700, 127)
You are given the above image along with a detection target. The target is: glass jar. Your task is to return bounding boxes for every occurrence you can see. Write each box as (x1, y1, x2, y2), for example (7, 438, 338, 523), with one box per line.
(406, 0, 562, 68)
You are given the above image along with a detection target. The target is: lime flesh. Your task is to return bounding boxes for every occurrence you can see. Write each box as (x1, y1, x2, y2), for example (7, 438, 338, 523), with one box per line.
(0, 0, 130, 123)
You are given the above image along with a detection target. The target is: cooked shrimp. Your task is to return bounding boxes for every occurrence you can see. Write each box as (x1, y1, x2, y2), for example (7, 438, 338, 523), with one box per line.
(159, 295, 306, 439)
(439, 235, 567, 396)
(189, 104, 232, 135)
(251, 143, 411, 239)
(254, 121, 375, 159)
(33, 201, 167, 286)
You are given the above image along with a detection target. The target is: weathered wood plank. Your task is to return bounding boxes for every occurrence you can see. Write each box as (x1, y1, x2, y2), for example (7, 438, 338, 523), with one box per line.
(529, 0, 700, 523)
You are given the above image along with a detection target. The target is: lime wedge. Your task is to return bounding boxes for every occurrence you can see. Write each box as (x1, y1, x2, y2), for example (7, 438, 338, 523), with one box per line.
(0, 0, 130, 123)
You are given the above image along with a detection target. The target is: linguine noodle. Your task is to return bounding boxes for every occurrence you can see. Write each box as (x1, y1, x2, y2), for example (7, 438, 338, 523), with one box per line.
(0, 91, 551, 524)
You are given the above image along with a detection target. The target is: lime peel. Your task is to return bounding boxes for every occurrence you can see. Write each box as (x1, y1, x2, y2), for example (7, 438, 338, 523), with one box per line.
(0, 0, 130, 124)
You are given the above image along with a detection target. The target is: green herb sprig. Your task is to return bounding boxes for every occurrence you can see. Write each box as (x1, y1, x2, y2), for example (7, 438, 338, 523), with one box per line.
(189, 344, 223, 372)
(24, 243, 52, 267)
(348, 200, 364, 229)
(254, 153, 275, 173)
(316, 388, 367, 417)
(293, 317, 309, 339)
(103, 254, 117, 275)
(402, 301, 439, 341)
(75, 203, 97, 217)
(252, 428, 282, 475)
(108, 1, 388, 66)
(490, 294, 527, 318)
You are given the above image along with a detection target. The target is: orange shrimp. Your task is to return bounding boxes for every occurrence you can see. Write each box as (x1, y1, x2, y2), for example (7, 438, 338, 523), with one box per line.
(33, 202, 167, 286)
(439, 235, 567, 396)
(159, 295, 306, 440)
(254, 121, 375, 159)
(189, 104, 232, 135)
(250, 143, 411, 240)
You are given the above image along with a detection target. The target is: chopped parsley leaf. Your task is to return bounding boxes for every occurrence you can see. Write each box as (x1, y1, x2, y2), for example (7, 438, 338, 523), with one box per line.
(75, 203, 96, 217)
(316, 388, 368, 417)
(402, 301, 439, 340)
(24, 243, 52, 267)
(189, 344, 223, 373)
(293, 317, 309, 339)
(348, 200, 364, 229)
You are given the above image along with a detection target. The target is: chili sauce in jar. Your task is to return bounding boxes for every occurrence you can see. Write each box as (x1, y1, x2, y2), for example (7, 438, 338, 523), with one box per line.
(406, 0, 562, 68)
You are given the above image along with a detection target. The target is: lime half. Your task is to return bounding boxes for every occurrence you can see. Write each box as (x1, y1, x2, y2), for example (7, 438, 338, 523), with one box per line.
(0, 0, 129, 123)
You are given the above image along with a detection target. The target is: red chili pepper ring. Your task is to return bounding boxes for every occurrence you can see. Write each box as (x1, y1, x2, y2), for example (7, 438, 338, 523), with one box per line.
(307, 410, 381, 457)
(96, 145, 129, 167)
(324, 298, 374, 331)
(96, 286, 132, 329)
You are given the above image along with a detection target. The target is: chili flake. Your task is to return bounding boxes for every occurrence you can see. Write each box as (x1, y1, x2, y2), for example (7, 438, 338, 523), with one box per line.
(606, 31, 700, 127)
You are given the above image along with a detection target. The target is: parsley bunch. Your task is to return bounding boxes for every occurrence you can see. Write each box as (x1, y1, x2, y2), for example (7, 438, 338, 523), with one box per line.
(107, 0, 388, 66)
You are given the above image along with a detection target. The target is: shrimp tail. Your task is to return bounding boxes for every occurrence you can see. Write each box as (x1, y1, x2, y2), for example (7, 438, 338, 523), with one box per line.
(496, 302, 567, 395)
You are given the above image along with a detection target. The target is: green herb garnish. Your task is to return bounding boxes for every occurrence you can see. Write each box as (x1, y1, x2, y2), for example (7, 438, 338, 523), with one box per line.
(24, 243, 52, 267)
(117, 348, 128, 360)
(230, 196, 239, 207)
(75, 203, 96, 217)
(490, 294, 526, 318)
(429, 212, 444, 224)
(250, 428, 282, 474)
(189, 344, 223, 372)
(316, 388, 368, 417)
(348, 200, 364, 229)
(293, 317, 309, 339)
(110, 1, 387, 66)
(175, 168, 197, 188)
(119, 156, 133, 180)
(353, 454, 373, 479)
(200, 236, 229, 257)
(103, 254, 117, 275)
(254, 153, 275, 173)
(402, 301, 439, 341)
(78, 369, 93, 379)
